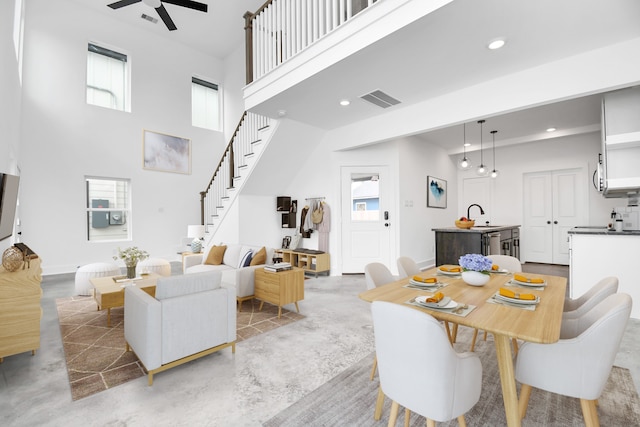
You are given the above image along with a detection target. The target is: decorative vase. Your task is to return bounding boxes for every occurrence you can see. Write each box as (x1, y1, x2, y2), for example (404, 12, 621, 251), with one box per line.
(126, 265, 137, 279)
(462, 270, 490, 286)
(191, 239, 202, 253)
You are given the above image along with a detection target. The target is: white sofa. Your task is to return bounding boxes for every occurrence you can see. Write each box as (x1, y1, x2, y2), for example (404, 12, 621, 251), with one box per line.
(183, 243, 274, 309)
(124, 271, 236, 385)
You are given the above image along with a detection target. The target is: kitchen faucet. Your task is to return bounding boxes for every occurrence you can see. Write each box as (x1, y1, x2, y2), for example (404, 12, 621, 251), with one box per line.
(467, 204, 485, 220)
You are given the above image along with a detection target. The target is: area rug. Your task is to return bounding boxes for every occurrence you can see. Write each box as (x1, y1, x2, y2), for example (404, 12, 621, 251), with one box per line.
(265, 328, 640, 426)
(55, 296, 303, 401)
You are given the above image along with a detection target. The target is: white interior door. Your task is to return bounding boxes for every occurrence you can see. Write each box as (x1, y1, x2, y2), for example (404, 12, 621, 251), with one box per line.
(341, 166, 391, 274)
(523, 168, 586, 265)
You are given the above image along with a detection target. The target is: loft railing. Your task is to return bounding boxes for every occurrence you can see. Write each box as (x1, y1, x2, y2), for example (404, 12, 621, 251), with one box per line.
(244, 0, 379, 84)
(199, 112, 270, 232)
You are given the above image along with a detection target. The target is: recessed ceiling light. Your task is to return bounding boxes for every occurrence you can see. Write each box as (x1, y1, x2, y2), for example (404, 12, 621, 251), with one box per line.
(546, 127, 557, 132)
(277, 110, 287, 117)
(464, 142, 471, 147)
(487, 39, 506, 50)
(339, 99, 350, 106)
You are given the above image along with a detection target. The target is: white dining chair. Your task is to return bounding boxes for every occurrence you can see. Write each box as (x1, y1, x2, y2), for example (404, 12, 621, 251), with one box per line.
(469, 254, 522, 352)
(563, 276, 618, 321)
(364, 262, 396, 381)
(515, 293, 632, 427)
(364, 262, 395, 290)
(372, 301, 482, 427)
(487, 254, 522, 273)
(396, 256, 421, 278)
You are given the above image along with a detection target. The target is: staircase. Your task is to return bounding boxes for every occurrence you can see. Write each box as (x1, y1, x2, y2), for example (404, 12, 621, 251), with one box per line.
(199, 111, 277, 242)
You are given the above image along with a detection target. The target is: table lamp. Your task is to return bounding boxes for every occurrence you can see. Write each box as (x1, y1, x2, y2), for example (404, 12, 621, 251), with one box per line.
(187, 225, 205, 253)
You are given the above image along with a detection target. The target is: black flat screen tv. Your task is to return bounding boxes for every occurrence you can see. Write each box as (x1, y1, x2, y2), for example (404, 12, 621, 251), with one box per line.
(0, 173, 20, 242)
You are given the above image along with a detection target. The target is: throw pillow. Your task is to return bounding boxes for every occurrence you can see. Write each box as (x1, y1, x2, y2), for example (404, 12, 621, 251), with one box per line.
(238, 250, 253, 268)
(204, 245, 226, 265)
(250, 246, 267, 266)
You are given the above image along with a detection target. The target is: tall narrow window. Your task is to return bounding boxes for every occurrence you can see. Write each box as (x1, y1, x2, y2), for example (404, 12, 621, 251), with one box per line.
(86, 43, 129, 111)
(192, 77, 220, 131)
(86, 177, 131, 242)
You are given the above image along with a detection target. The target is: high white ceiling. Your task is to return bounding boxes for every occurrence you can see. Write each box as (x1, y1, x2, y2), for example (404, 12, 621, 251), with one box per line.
(74, 0, 640, 154)
(74, 0, 266, 59)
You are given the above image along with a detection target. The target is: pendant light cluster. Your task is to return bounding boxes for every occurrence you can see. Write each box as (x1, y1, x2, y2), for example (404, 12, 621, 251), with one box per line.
(458, 119, 499, 178)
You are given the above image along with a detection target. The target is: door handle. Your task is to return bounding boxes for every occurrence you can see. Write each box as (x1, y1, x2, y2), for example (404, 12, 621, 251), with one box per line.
(384, 223, 389, 227)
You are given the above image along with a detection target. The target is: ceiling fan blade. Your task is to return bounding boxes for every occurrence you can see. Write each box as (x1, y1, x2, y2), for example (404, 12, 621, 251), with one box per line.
(156, 4, 177, 31)
(107, 0, 142, 9)
(162, 0, 208, 13)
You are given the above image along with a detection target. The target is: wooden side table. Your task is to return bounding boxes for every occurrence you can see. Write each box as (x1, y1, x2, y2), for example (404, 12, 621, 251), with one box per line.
(254, 267, 304, 318)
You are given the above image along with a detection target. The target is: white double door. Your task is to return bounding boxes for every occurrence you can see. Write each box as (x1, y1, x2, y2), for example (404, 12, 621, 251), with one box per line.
(522, 168, 587, 265)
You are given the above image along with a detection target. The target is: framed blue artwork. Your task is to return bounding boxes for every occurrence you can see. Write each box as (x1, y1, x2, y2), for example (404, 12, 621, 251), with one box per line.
(427, 176, 447, 208)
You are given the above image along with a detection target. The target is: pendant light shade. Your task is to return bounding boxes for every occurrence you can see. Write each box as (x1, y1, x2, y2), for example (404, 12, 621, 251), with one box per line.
(490, 130, 500, 178)
(457, 123, 472, 170)
(476, 120, 488, 177)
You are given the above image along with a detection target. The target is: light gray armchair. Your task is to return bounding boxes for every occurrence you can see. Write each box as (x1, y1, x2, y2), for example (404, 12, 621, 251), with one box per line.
(124, 271, 236, 385)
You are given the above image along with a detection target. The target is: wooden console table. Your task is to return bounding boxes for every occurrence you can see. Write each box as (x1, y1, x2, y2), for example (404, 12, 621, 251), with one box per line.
(0, 257, 43, 362)
(254, 267, 304, 318)
(277, 249, 330, 277)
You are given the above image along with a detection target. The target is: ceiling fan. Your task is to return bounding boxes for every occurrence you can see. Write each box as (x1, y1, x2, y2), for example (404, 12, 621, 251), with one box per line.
(108, 0, 208, 31)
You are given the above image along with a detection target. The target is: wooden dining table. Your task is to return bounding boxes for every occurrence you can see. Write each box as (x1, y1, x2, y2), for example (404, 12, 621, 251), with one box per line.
(359, 266, 567, 427)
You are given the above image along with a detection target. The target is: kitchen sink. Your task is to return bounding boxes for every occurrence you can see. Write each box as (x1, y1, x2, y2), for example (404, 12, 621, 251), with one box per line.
(471, 225, 503, 228)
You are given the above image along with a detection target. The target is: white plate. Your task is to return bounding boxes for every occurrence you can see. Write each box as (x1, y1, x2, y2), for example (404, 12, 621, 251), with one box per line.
(415, 295, 455, 309)
(494, 294, 539, 305)
(409, 278, 440, 287)
(511, 279, 546, 287)
(491, 269, 510, 274)
(437, 268, 461, 276)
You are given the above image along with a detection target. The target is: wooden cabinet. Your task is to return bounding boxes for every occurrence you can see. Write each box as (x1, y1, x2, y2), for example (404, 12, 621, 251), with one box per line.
(277, 249, 330, 277)
(254, 267, 304, 318)
(0, 257, 43, 362)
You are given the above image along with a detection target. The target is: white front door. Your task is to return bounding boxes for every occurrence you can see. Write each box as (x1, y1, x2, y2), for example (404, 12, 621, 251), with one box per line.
(340, 166, 392, 274)
(523, 168, 587, 265)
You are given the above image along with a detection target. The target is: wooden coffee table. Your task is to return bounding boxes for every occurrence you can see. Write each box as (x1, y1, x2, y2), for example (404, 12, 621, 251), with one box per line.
(90, 273, 160, 326)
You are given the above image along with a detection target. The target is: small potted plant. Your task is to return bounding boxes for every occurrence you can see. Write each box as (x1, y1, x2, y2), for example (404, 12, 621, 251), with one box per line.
(114, 246, 149, 279)
(458, 253, 492, 286)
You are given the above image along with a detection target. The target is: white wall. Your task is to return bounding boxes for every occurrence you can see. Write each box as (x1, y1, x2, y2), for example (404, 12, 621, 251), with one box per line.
(0, 0, 23, 253)
(19, 0, 228, 273)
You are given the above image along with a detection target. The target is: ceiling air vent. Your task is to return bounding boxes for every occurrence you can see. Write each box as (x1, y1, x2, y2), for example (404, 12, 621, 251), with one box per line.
(141, 13, 158, 24)
(360, 90, 401, 109)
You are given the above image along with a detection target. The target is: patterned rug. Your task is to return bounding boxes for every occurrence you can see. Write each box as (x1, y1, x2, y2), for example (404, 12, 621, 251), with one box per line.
(55, 296, 303, 400)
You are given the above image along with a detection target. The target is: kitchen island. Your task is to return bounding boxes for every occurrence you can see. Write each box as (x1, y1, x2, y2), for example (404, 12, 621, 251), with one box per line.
(569, 227, 640, 319)
(432, 225, 520, 265)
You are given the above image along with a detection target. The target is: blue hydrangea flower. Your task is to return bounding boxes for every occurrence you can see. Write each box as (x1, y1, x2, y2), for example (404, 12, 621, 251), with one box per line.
(458, 253, 492, 273)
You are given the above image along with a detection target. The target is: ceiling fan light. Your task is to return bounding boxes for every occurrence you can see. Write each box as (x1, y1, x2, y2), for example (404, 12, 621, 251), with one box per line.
(143, 0, 161, 8)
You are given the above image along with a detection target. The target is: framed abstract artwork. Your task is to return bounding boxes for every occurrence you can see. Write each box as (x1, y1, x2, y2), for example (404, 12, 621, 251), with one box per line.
(427, 176, 447, 208)
(143, 130, 191, 174)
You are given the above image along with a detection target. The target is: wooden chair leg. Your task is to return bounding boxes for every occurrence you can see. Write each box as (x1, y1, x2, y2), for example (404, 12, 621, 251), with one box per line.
(457, 414, 467, 427)
(483, 330, 488, 341)
(470, 328, 479, 352)
(388, 400, 400, 427)
(518, 383, 532, 419)
(444, 321, 453, 344)
(426, 418, 436, 427)
(580, 399, 600, 427)
(370, 355, 378, 381)
(451, 323, 459, 342)
(374, 386, 385, 420)
(404, 408, 410, 427)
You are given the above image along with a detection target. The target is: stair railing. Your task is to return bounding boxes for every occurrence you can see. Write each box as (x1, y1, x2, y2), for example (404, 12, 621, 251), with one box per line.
(199, 112, 271, 232)
(244, 0, 380, 84)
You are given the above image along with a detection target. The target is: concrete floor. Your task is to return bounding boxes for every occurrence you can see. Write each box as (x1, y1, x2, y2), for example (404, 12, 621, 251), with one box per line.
(0, 263, 638, 426)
